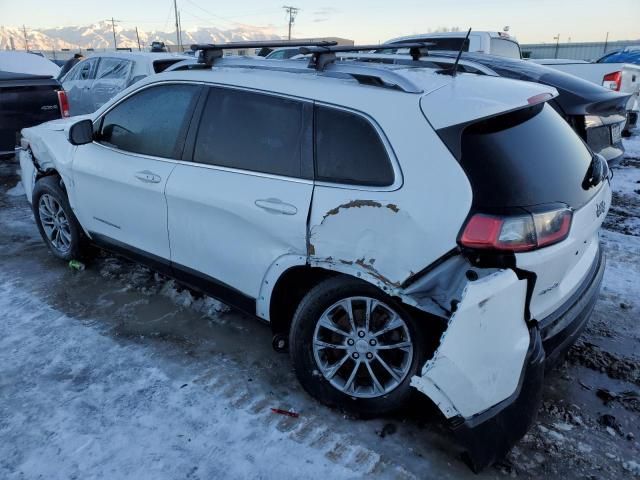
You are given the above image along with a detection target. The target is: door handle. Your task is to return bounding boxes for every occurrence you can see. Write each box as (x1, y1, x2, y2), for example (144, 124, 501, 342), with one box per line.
(254, 198, 298, 215)
(134, 170, 162, 184)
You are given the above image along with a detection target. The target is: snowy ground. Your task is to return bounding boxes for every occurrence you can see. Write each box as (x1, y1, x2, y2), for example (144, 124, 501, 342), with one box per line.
(1, 136, 639, 479)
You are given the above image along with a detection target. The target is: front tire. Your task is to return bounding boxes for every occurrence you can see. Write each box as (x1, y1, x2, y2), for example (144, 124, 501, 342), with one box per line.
(289, 276, 426, 417)
(32, 175, 89, 261)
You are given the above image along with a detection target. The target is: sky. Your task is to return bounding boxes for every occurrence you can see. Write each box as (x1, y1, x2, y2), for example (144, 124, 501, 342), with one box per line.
(1, 0, 639, 44)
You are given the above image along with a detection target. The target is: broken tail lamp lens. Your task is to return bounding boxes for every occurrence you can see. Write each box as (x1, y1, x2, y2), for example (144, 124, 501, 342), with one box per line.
(57, 90, 70, 118)
(460, 209, 572, 252)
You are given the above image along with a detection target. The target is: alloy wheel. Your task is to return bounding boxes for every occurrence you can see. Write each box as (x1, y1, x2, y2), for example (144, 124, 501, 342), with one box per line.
(38, 193, 72, 254)
(312, 296, 413, 399)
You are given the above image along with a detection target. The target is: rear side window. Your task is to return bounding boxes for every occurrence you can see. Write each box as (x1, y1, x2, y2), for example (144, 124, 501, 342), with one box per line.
(193, 87, 308, 178)
(99, 84, 200, 158)
(489, 39, 521, 59)
(153, 59, 182, 73)
(315, 107, 394, 186)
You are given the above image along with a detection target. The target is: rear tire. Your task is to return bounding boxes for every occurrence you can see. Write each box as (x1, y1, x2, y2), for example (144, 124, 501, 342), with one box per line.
(289, 276, 426, 417)
(32, 175, 90, 261)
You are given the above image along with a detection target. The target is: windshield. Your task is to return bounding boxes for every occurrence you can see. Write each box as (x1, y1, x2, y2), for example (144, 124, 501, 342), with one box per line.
(489, 38, 521, 58)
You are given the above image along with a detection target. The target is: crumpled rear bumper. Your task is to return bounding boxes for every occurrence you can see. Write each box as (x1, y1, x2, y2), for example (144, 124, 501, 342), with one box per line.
(452, 327, 545, 472)
(411, 246, 605, 472)
(455, 247, 604, 471)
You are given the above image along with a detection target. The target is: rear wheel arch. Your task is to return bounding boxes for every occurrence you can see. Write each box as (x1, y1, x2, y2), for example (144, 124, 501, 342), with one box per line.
(268, 265, 337, 336)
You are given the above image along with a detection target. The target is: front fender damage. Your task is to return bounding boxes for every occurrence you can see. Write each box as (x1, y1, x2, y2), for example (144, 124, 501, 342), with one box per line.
(405, 262, 544, 471)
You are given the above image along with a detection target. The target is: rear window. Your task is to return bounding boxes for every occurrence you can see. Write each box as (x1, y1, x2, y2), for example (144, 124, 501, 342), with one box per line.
(315, 107, 394, 186)
(489, 38, 521, 58)
(153, 59, 182, 73)
(450, 104, 596, 210)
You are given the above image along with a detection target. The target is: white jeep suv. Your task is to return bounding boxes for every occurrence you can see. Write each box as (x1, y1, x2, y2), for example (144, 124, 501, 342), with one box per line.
(18, 41, 611, 471)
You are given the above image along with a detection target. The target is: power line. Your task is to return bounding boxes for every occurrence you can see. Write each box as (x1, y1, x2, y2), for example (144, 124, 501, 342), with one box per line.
(282, 6, 299, 40)
(184, 0, 268, 30)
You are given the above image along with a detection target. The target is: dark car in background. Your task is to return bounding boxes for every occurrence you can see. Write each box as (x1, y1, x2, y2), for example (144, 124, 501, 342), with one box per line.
(0, 52, 68, 156)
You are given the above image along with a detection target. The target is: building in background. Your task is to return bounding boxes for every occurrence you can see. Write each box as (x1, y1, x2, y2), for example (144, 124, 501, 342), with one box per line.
(521, 39, 640, 61)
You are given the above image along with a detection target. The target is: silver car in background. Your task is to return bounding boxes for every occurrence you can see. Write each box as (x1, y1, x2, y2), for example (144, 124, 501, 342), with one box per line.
(60, 52, 185, 116)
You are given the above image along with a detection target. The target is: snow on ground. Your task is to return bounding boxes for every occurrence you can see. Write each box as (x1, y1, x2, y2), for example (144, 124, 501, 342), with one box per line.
(6, 182, 24, 197)
(603, 141, 640, 236)
(623, 135, 640, 160)
(0, 277, 361, 480)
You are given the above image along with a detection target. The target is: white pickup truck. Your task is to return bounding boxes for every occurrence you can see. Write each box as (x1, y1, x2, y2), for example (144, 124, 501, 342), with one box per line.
(385, 31, 522, 59)
(532, 58, 640, 133)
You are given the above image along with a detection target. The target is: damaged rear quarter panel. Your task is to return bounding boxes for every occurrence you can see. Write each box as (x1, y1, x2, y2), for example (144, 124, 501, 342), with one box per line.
(307, 101, 472, 289)
(410, 269, 530, 419)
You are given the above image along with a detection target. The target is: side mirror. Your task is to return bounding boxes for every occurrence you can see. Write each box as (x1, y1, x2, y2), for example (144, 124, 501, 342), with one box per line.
(68, 119, 94, 146)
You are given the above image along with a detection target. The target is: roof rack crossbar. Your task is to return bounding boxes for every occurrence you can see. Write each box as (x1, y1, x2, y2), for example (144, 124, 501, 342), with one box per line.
(191, 40, 338, 66)
(300, 42, 433, 70)
(197, 57, 424, 93)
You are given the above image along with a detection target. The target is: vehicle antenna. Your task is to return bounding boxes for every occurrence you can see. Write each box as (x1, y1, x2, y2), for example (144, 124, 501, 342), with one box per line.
(449, 28, 472, 77)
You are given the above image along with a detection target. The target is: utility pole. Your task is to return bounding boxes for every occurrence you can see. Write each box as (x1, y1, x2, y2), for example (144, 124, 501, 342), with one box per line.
(604, 31, 609, 54)
(110, 17, 119, 50)
(135, 26, 142, 51)
(553, 33, 560, 59)
(173, 0, 181, 52)
(282, 5, 299, 40)
(22, 25, 29, 51)
(178, 11, 183, 52)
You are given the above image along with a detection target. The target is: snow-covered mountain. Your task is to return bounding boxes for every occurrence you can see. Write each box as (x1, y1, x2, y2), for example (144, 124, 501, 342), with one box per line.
(0, 21, 280, 51)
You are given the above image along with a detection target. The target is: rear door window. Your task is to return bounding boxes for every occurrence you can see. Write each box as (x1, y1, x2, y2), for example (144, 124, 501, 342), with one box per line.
(95, 58, 133, 80)
(78, 58, 99, 80)
(98, 84, 200, 158)
(193, 87, 310, 178)
(315, 106, 394, 186)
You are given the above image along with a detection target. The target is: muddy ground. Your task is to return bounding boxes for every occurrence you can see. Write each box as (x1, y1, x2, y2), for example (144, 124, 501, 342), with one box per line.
(1, 137, 639, 479)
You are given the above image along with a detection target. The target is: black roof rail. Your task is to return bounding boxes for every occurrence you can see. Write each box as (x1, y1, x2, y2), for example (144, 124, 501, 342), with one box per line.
(191, 40, 338, 66)
(300, 42, 434, 70)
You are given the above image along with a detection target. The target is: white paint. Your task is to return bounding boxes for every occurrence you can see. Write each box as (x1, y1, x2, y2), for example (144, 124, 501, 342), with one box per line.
(515, 181, 611, 320)
(411, 269, 530, 419)
(72, 142, 177, 260)
(386, 31, 521, 59)
(420, 74, 558, 130)
(0, 51, 60, 76)
(534, 60, 640, 100)
(165, 163, 312, 300)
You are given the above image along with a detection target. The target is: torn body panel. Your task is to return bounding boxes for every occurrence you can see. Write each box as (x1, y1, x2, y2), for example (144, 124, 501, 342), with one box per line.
(19, 118, 82, 204)
(410, 268, 530, 419)
(407, 264, 541, 471)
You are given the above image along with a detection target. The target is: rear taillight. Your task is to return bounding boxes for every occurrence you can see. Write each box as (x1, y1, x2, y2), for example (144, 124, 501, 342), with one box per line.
(460, 208, 572, 252)
(602, 71, 622, 91)
(57, 90, 70, 118)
